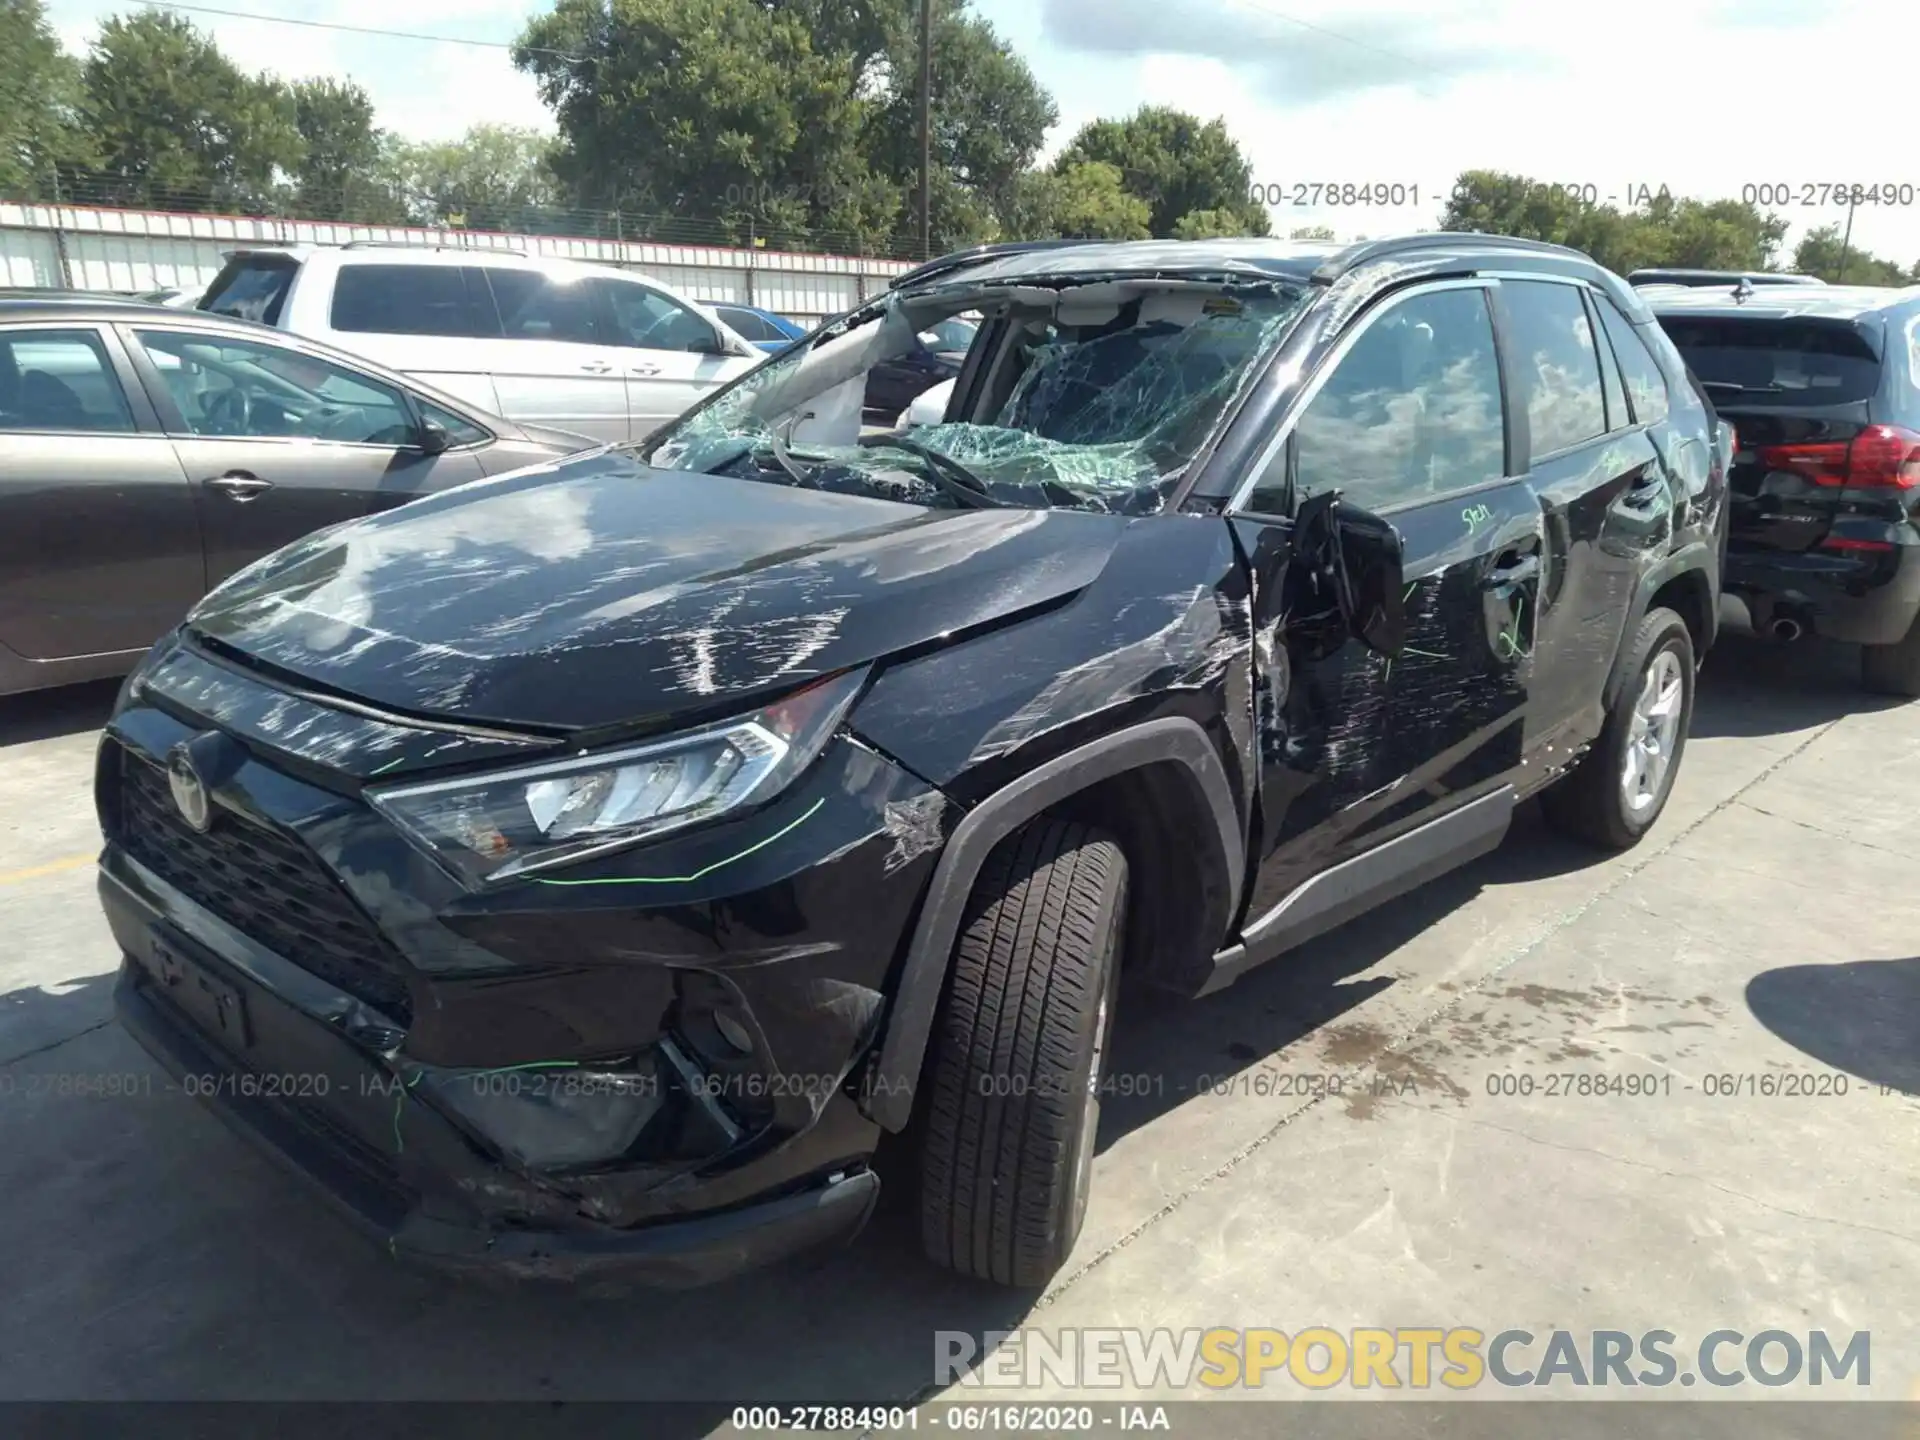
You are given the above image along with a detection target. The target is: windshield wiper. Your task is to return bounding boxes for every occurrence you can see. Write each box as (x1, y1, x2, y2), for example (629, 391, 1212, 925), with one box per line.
(1701, 380, 1787, 395)
(869, 434, 1005, 509)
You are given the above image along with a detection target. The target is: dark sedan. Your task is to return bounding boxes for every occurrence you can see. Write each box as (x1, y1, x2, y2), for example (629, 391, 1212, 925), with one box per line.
(0, 297, 592, 696)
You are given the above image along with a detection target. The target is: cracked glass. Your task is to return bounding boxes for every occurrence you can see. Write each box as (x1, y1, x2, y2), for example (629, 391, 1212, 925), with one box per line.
(643, 280, 1310, 514)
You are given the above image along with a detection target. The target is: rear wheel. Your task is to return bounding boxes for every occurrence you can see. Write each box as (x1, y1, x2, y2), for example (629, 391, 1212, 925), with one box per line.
(917, 818, 1126, 1288)
(1861, 612, 1920, 697)
(1542, 606, 1695, 849)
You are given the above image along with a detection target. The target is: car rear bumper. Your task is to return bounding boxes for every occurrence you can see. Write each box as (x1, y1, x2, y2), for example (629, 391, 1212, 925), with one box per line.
(1726, 542, 1920, 645)
(104, 860, 882, 1286)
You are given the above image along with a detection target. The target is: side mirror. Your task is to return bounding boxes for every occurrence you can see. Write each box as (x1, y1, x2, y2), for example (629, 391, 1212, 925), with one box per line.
(415, 419, 452, 455)
(1290, 490, 1406, 656)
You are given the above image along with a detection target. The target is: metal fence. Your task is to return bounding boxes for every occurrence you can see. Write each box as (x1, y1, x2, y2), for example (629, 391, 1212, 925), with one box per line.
(0, 201, 917, 326)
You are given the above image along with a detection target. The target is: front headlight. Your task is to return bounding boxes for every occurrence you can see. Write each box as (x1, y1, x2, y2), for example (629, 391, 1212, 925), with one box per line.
(369, 669, 865, 887)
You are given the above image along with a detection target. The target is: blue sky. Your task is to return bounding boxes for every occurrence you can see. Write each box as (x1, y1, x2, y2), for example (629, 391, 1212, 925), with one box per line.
(43, 0, 1920, 265)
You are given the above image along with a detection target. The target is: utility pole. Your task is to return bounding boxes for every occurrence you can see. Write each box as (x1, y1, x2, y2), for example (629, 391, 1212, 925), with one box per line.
(1837, 191, 1857, 283)
(918, 0, 932, 258)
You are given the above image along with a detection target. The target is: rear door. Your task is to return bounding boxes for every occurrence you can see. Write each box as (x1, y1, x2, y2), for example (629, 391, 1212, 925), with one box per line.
(480, 268, 630, 442)
(124, 326, 485, 588)
(1494, 277, 1672, 752)
(1654, 309, 1886, 555)
(590, 276, 752, 439)
(1232, 279, 1537, 927)
(0, 324, 204, 662)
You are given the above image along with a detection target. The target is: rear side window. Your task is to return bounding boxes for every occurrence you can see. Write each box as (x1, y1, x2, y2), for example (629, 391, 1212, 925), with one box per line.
(719, 307, 775, 342)
(1501, 280, 1607, 459)
(330, 265, 480, 337)
(1595, 299, 1670, 425)
(485, 270, 600, 344)
(1655, 316, 1882, 405)
(0, 328, 136, 433)
(200, 259, 296, 326)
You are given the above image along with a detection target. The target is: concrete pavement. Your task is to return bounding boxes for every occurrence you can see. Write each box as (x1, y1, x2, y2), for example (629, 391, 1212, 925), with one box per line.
(0, 628, 1914, 1429)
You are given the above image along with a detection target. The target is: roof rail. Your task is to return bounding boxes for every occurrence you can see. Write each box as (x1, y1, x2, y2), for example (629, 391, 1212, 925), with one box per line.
(1312, 231, 1591, 283)
(889, 238, 1112, 290)
(338, 239, 530, 257)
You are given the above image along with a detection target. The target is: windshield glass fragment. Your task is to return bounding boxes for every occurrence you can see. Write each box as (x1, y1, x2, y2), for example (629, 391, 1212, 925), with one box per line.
(645, 278, 1309, 514)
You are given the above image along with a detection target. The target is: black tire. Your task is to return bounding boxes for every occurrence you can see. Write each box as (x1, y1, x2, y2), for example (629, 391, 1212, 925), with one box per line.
(1541, 606, 1695, 850)
(917, 818, 1126, 1288)
(1861, 613, 1920, 697)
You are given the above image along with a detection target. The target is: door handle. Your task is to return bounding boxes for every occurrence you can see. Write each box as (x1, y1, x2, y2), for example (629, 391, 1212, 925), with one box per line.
(580, 361, 614, 374)
(1482, 551, 1540, 588)
(204, 471, 272, 503)
(630, 364, 661, 377)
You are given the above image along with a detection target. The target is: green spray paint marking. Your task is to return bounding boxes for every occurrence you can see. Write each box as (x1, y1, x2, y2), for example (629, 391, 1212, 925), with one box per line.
(531, 797, 827, 888)
(369, 756, 406, 776)
(1400, 646, 1448, 660)
(1462, 502, 1495, 535)
(1496, 593, 1532, 662)
(391, 1071, 422, 1153)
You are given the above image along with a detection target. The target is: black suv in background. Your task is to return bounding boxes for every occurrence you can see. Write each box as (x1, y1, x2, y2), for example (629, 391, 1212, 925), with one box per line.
(98, 235, 1726, 1291)
(1650, 284, 1920, 693)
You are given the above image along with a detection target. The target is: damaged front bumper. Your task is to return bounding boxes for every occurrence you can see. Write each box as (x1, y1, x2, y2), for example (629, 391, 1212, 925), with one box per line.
(95, 653, 950, 1284)
(109, 893, 879, 1284)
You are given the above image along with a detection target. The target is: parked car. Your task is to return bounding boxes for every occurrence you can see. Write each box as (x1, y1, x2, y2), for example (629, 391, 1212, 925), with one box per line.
(196, 245, 763, 445)
(862, 313, 977, 420)
(138, 286, 204, 308)
(712, 302, 809, 353)
(100, 233, 1724, 1290)
(1648, 283, 1920, 693)
(1630, 269, 1825, 289)
(0, 297, 590, 696)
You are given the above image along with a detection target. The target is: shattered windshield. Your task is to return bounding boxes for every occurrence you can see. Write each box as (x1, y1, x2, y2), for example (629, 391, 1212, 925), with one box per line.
(643, 277, 1310, 514)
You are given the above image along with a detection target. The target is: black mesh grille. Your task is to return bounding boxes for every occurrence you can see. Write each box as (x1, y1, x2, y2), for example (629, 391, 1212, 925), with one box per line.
(116, 749, 414, 1024)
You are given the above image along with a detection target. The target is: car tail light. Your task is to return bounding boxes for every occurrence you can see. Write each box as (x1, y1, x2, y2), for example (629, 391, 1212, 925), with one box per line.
(1820, 536, 1895, 552)
(1757, 425, 1920, 489)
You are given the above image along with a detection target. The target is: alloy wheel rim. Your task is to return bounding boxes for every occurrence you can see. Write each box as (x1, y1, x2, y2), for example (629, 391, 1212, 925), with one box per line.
(1622, 648, 1685, 815)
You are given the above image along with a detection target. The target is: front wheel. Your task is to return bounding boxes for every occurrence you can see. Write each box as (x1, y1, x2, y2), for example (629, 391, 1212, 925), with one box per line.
(1541, 606, 1695, 850)
(916, 818, 1126, 1288)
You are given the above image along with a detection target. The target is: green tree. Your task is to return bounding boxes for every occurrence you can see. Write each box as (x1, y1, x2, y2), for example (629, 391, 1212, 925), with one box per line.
(514, 0, 1052, 255)
(1288, 224, 1336, 241)
(0, 0, 94, 198)
(1055, 106, 1268, 239)
(1171, 207, 1256, 240)
(290, 78, 404, 222)
(79, 12, 303, 212)
(1792, 223, 1913, 285)
(1004, 161, 1150, 241)
(391, 125, 560, 232)
(516, 0, 883, 249)
(1441, 170, 1785, 275)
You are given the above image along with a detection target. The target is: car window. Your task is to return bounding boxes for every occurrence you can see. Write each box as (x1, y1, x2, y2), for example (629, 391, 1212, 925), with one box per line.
(200, 259, 296, 326)
(1596, 298, 1670, 425)
(134, 330, 416, 445)
(719, 308, 775, 342)
(486, 270, 600, 344)
(1502, 280, 1607, 459)
(1653, 316, 1879, 407)
(330, 264, 479, 337)
(0, 329, 136, 433)
(595, 279, 720, 353)
(417, 398, 489, 447)
(1588, 294, 1630, 431)
(926, 318, 978, 354)
(1249, 286, 1506, 514)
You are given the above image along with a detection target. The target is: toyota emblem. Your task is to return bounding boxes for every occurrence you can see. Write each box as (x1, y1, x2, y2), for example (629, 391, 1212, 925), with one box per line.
(166, 744, 212, 833)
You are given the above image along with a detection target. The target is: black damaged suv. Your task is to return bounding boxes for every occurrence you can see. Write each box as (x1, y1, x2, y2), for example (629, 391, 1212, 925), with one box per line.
(98, 235, 1727, 1289)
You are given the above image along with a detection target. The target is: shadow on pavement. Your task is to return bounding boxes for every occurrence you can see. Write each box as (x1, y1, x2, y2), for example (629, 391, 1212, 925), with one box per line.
(1745, 956, 1920, 1097)
(1691, 630, 1905, 740)
(0, 677, 120, 748)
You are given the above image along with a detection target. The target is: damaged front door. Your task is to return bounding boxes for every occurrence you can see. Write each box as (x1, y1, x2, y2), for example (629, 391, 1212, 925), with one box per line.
(1226, 278, 1538, 960)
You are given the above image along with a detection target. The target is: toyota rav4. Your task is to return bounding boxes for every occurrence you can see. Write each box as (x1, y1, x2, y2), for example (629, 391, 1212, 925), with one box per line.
(98, 235, 1728, 1290)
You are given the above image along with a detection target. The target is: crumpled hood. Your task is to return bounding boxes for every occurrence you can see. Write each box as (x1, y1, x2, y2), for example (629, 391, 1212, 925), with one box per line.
(185, 449, 1124, 733)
